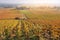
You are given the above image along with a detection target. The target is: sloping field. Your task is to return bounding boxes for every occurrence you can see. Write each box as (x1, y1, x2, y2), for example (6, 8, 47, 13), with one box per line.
(0, 8, 60, 40)
(0, 8, 25, 19)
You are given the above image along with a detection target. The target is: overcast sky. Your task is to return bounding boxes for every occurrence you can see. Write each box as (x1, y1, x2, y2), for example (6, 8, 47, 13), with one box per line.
(0, 0, 60, 6)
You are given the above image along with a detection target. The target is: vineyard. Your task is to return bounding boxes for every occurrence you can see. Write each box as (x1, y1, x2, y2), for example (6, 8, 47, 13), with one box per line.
(0, 9, 60, 40)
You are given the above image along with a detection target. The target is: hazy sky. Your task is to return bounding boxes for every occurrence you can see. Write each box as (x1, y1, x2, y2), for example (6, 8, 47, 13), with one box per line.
(0, 0, 60, 6)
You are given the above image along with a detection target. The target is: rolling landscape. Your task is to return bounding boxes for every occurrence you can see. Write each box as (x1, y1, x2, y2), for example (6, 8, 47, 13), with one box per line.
(0, 0, 60, 40)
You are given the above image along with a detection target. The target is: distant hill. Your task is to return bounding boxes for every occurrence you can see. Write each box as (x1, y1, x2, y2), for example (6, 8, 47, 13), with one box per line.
(0, 3, 21, 8)
(0, 3, 60, 10)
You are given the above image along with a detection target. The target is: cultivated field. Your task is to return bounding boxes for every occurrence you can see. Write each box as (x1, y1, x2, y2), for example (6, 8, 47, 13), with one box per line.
(0, 8, 60, 40)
